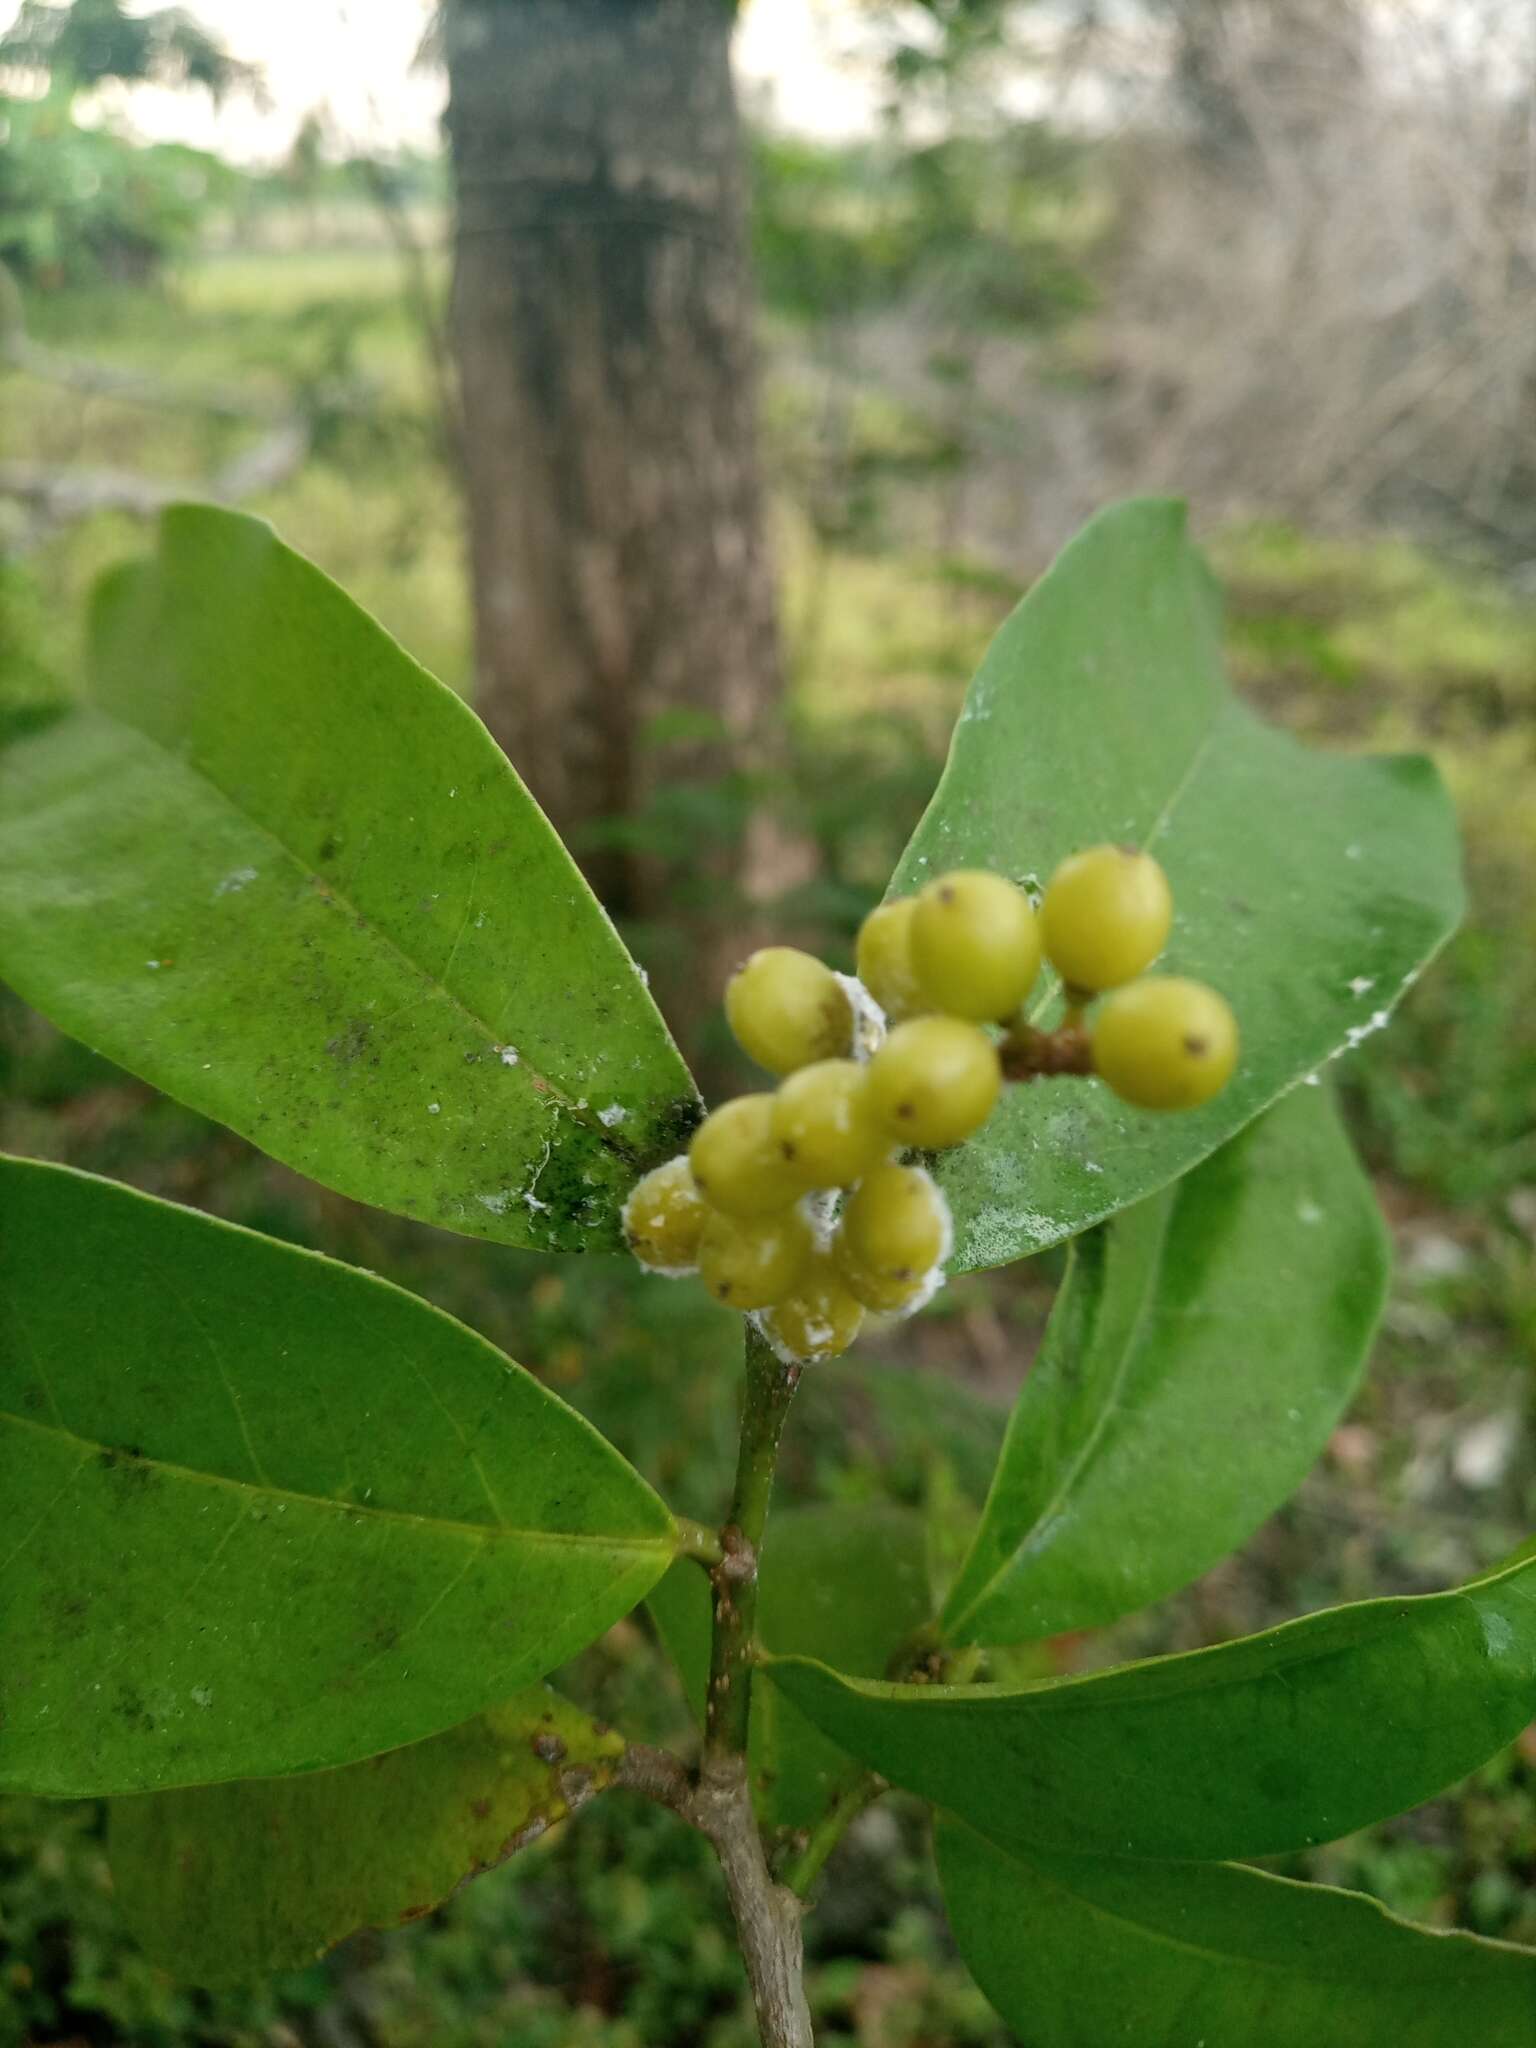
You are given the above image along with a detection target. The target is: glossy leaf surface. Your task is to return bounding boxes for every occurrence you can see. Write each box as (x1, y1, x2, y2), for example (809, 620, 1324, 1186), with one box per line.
(0, 1156, 675, 1796)
(109, 1690, 623, 1984)
(768, 1550, 1536, 1861)
(938, 1822, 1536, 2048)
(0, 507, 697, 1251)
(649, 1502, 932, 1828)
(891, 499, 1461, 1270)
(942, 1086, 1388, 1644)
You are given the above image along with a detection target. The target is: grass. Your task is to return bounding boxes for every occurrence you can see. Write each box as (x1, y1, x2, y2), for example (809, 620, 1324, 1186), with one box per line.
(3, 241, 1536, 2040)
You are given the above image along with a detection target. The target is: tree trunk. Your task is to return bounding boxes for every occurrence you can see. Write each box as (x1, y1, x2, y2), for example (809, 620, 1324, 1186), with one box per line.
(443, 0, 782, 916)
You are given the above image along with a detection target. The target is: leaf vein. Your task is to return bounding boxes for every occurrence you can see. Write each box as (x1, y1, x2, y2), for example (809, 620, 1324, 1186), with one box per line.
(0, 1409, 670, 1558)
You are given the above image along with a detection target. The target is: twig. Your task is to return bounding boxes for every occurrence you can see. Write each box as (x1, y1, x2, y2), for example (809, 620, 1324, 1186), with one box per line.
(618, 1743, 814, 2048)
(621, 1325, 813, 2046)
(0, 416, 312, 557)
(1000, 1021, 1094, 1082)
(782, 1769, 886, 1900)
(706, 1326, 801, 1761)
(353, 157, 463, 470)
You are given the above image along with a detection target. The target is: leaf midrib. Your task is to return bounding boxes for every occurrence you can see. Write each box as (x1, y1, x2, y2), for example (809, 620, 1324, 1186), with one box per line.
(51, 702, 656, 1164)
(942, 1195, 1176, 1639)
(0, 1408, 674, 1558)
(775, 1563, 1530, 1718)
(1022, 714, 1224, 1027)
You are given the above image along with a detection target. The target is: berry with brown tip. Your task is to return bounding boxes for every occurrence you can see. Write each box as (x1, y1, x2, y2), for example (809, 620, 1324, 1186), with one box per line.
(697, 1206, 814, 1309)
(725, 946, 853, 1076)
(689, 1094, 813, 1218)
(910, 869, 1042, 1022)
(1091, 977, 1238, 1111)
(770, 1059, 890, 1188)
(834, 1162, 951, 1310)
(757, 1250, 866, 1362)
(864, 1015, 1001, 1149)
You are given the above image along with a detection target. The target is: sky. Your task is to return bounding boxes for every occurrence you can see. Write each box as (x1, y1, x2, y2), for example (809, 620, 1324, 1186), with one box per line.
(0, 0, 888, 162)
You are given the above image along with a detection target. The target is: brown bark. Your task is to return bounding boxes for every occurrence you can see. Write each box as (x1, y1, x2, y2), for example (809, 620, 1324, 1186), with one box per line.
(443, 0, 782, 915)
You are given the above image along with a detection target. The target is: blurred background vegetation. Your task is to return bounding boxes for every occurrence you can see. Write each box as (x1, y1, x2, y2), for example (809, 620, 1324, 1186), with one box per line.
(2, 1, 1535, 2043)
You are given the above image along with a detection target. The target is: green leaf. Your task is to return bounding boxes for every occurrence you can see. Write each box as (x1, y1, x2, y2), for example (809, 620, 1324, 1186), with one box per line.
(892, 498, 1462, 1271)
(766, 1547, 1536, 1862)
(941, 1086, 1388, 1645)
(0, 1155, 676, 1797)
(937, 1821, 1536, 2048)
(0, 507, 698, 1252)
(649, 1502, 932, 1829)
(108, 1689, 624, 1985)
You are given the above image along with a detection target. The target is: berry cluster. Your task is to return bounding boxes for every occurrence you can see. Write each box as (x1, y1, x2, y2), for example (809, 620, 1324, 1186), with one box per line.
(623, 847, 1237, 1366)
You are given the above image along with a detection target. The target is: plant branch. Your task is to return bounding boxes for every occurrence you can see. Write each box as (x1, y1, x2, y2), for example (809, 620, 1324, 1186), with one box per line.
(999, 1021, 1093, 1081)
(705, 1324, 800, 1762)
(620, 1329, 810, 2044)
(617, 1743, 814, 2048)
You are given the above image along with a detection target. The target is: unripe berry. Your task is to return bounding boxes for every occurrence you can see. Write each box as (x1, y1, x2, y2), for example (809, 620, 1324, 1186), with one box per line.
(836, 1163, 951, 1307)
(725, 947, 853, 1076)
(1041, 844, 1173, 992)
(910, 870, 1041, 1021)
(864, 1016, 1001, 1149)
(689, 1094, 813, 1217)
(622, 1156, 707, 1273)
(770, 1060, 890, 1188)
(831, 1246, 932, 1317)
(757, 1251, 866, 1363)
(697, 1206, 813, 1310)
(855, 898, 924, 1022)
(1092, 977, 1239, 1111)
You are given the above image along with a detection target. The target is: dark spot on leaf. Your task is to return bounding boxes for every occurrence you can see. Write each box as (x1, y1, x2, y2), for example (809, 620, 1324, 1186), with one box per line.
(532, 1731, 567, 1764)
(470, 1797, 493, 1820)
(319, 833, 341, 861)
(115, 1685, 155, 1734)
(650, 1093, 705, 1159)
(326, 1019, 372, 1063)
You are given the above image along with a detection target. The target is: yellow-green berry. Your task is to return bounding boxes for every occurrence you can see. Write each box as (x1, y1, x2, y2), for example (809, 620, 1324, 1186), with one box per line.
(855, 898, 925, 1021)
(864, 1016, 1001, 1149)
(1091, 977, 1238, 1111)
(689, 1094, 812, 1217)
(770, 1060, 890, 1188)
(835, 1163, 950, 1308)
(757, 1250, 866, 1362)
(910, 869, 1042, 1021)
(1041, 843, 1173, 992)
(725, 946, 853, 1076)
(831, 1246, 931, 1317)
(622, 1156, 707, 1273)
(697, 1206, 813, 1310)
